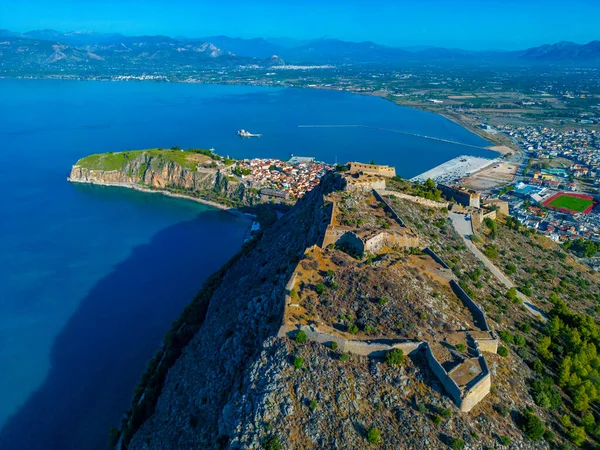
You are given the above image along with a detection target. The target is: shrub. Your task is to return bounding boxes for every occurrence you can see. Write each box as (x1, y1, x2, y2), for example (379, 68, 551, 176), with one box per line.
(498, 346, 509, 357)
(367, 427, 381, 445)
(506, 287, 518, 302)
(262, 436, 281, 450)
(441, 408, 452, 418)
(456, 343, 466, 352)
(432, 414, 442, 425)
(531, 378, 562, 409)
(386, 348, 404, 366)
(339, 353, 350, 362)
(499, 330, 514, 344)
(521, 410, 545, 441)
(450, 438, 465, 449)
(330, 341, 338, 350)
(293, 357, 303, 369)
(499, 435, 511, 446)
(295, 330, 307, 343)
(378, 297, 388, 306)
(514, 334, 526, 346)
(315, 283, 325, 295)
(309, 399, 317, 410)
(348, 324, 359, 335)
(543, 429, 554, 442)
(289, 288, 299, 301)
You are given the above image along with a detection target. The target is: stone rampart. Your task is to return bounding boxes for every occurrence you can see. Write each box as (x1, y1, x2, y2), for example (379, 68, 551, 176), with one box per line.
(422, 247, 450, 269)
(376, 190, 450, 209)
(450, 280, 489, 332)
(423, 343, 463, 405)
(459, 356, 491, 412)
(292, 324, 423, 357)
(372, 190, 407, 228)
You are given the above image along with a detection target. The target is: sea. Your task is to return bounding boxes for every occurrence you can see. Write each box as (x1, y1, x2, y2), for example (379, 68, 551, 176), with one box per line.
(0, 79, 492, 450)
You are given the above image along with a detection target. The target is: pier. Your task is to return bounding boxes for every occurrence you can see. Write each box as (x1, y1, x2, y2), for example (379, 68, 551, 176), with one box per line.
(298, 124, 490, 151)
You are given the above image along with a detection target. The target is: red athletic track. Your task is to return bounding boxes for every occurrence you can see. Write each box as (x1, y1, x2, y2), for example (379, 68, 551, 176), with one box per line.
(542, 192, 596, 215)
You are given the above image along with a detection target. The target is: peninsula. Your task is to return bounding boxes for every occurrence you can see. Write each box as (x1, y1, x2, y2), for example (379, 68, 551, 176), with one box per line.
(68, 155, 600, 449)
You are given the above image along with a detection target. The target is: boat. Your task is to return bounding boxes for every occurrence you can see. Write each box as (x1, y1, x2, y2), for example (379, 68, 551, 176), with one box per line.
(236, 129, 262, 138)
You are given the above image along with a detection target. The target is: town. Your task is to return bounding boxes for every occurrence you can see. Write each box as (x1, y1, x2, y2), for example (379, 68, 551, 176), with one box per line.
(233, 156, 333, 200)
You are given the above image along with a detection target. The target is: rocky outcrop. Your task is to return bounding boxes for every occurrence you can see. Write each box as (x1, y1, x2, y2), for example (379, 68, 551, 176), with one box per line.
(123, 175, 342, 449)
(68, 152, 251, 206)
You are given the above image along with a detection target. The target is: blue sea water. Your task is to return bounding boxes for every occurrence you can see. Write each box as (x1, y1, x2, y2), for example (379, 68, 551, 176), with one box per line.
(0, 79, 492, 450)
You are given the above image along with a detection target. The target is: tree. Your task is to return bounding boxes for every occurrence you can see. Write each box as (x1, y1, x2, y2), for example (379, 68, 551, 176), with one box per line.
(293, 356, 303, 369)
(568, 426, 586, 447)
(295, 330, 307, 343)
(498, 346, 509, 357)
(386, 349, 404, 366)
(537, 336, 553, 360)
(450, 438, 465, 449)
(367, 427, 381, 445)
(521, 410, 545, 441)
(315, 283, 325, 295)
(506, 287, 519, 303)
(262, 436, 281, 450)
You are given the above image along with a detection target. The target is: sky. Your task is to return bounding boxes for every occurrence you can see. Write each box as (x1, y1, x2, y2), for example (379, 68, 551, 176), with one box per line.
(1, 0, 599, 50)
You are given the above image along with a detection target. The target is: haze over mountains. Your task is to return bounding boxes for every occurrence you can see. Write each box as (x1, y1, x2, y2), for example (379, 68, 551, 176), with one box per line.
(1, 29, 599, 70)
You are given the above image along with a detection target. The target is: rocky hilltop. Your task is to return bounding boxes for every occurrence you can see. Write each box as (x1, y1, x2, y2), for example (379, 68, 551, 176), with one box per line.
(68, 149, 254, 208)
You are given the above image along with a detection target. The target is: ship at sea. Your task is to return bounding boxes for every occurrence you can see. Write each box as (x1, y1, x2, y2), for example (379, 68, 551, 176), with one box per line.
(236, 129, 262, 138)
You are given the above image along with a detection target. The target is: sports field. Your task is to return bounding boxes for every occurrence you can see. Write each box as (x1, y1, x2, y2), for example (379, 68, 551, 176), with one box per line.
(543, 192, 595, 214)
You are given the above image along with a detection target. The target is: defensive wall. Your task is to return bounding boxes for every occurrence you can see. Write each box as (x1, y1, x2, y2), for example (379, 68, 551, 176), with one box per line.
(347, 162, 397, 178)
(372, 189, 408, 227)
(423, 247, 450, 269)
(376, 189, 451, 209)
(277, 170, 497, 413)
(450, 280, 490, 332)
(438, 183, 481, 208)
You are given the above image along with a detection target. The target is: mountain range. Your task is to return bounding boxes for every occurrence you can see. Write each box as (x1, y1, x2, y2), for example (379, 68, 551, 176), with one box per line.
(1, 29, 599, 72)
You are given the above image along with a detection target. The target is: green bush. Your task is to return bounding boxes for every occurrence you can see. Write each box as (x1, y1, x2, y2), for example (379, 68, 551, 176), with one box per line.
(293, 357, 303, 369)
(514, 334, 526, 346)
(316, 282, 325, 295)
(339, 353, 350, 362)
(499, 435, 511, 446)
(367, 427, 381, 445)
(294, 330, 307, 343)
(498, 346, 509, 357)
(386, 348, 404, 366)
(348, 323, 359, 334)
(309, 399, 317, 410)
(262, 436, 281, 450)
(450, 438, 465, 449)
(455, 343, 466, 352)
(330, 341, 338, 350)
(378, 297, 388, 306)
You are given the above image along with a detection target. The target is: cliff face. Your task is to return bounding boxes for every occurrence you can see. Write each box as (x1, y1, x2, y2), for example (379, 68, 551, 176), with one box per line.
(126, 174, 343, 449)
(69, 152, 251, 205)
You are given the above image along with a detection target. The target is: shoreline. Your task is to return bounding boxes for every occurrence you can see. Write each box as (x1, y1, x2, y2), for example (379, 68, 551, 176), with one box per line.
(67, 177, 255, 222)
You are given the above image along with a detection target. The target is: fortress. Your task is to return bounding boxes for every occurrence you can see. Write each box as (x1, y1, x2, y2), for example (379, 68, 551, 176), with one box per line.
(277, 168, 499, 413)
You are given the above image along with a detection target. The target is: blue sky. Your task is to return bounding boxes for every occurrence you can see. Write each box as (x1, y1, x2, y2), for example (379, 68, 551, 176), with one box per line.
(1, 0, 598, 50)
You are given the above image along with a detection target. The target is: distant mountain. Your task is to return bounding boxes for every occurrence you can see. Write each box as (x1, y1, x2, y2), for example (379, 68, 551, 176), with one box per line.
(2, 29, 600, 70)
(283, 38, 411, 63)
(201, 35, 283, 58)
(520, 40, 600, 64)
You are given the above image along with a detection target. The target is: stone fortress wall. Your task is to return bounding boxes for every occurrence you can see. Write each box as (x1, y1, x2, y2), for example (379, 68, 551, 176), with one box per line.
(278, 169, 498, 413)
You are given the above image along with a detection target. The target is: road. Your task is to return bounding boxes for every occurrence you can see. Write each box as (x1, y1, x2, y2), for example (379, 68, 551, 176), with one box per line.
(449, 212, 547, 322)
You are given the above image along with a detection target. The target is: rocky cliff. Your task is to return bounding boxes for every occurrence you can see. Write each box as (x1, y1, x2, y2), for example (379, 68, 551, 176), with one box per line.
(68, 150, 254, 207)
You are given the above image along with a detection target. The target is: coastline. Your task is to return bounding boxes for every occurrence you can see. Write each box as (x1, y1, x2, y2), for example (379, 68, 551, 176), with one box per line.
(67, 177, 255, 222)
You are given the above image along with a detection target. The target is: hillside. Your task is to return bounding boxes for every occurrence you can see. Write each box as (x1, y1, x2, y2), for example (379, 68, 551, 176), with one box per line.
(105, 170, 600, 450)
(68, 149, 255, 208)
